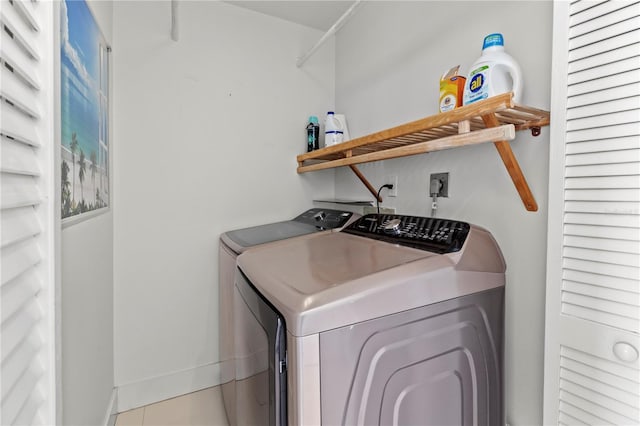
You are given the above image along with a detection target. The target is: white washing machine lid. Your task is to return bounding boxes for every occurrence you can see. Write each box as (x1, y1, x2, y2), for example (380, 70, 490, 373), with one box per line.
(237, 227, 505, 337)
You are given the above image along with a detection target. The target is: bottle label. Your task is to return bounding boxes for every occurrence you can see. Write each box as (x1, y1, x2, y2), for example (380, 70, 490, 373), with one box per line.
(439, 94, 457, 112)
(307, 130, 314, 152)
(464, 65, 490, 104)
(307, 124, 319, 151)
(325, 130, 344, 146)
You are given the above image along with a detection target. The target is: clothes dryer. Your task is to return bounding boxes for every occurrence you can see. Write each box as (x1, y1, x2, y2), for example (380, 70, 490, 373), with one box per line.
(235, 214, 506, 426)
(218, 208, 357, 425)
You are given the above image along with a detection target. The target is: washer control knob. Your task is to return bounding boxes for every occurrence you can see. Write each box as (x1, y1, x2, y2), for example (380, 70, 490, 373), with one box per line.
(314, 211, 326, 222)
(383, 218, 402, 234)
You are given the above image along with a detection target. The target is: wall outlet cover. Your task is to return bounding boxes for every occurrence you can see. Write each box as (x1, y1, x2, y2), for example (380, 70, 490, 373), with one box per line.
(430, 172, 449, 197)
(385, 175, 398, 197)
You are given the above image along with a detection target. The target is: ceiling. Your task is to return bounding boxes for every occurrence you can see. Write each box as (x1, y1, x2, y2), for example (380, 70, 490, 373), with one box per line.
(225, 1, 355, 31)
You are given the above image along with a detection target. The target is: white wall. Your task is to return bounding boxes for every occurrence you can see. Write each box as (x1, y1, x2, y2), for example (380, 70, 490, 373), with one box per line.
(112, 1, 335, 411)
(334, 2, 552, 425)
(61, 214, 114, 425)
(60, 2, 115, 425)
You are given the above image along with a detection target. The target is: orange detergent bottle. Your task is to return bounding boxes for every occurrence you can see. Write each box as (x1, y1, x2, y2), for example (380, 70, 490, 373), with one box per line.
(439, 65, 466, 113)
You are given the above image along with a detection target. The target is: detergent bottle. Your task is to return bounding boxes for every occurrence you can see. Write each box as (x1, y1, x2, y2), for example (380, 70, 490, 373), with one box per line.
(306, 116, 319, 151)
(463, 33, 523, 105)
(324, 111, 343, 147)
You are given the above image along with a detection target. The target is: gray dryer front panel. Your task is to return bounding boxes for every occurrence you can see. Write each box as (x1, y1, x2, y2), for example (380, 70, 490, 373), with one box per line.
(319, 287, 504, 426)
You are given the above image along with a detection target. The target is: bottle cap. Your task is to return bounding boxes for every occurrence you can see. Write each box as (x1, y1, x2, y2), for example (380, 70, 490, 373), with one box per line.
(327, 111, 335, 115)
(482, 33, 504, 50)
(309, 116, 319, 124)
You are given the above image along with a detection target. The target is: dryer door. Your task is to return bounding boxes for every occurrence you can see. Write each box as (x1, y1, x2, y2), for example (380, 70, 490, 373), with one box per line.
(234, 270, 287, 426)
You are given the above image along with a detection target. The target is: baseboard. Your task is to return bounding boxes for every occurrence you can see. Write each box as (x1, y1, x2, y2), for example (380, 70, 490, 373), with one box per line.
(102, 388, 118, 426)
(116, 362, 222, 413)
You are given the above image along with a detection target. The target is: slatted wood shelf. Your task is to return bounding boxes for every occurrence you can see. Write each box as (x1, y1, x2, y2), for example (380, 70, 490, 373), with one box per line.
(297, 92, 550, 211)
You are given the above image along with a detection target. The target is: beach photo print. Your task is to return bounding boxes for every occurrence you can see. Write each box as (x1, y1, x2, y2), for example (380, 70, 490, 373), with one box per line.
(60, 0, 109, 220)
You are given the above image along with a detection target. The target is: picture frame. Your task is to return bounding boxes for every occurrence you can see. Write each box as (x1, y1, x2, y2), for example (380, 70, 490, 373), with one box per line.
(60, 0, 110, 221)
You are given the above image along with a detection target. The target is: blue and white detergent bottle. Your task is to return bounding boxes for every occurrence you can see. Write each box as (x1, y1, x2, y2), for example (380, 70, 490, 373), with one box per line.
(463, 33, 523, 105)
(324, 111, 344, 147)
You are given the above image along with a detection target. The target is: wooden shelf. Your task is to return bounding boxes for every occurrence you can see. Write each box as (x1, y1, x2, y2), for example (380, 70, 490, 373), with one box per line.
(296, 92, 550, 211)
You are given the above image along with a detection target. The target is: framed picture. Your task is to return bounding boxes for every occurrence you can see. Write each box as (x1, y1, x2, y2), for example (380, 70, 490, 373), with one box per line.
(60, 0, 109, 220)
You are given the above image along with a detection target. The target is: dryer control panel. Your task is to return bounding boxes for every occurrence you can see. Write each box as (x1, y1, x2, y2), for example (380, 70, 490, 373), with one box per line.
(343, 214, 470, 254)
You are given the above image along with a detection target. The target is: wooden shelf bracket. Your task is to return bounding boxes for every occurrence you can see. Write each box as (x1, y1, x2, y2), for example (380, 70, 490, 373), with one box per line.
(482, 113, 538, 211)
(349, 165, 382, 202)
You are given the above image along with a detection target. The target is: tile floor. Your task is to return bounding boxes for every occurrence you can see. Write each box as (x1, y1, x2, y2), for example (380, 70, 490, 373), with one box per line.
(115, 386, 229, 426)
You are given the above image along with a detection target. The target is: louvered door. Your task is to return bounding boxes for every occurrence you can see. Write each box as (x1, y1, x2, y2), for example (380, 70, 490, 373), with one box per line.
(544, 1, 640, 425)
(1, 0, 56, 425)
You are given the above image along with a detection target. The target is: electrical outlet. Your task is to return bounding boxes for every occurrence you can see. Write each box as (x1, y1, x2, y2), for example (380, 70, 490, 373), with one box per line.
(430, 172, 449, 197)
(386, 175, 398, 197)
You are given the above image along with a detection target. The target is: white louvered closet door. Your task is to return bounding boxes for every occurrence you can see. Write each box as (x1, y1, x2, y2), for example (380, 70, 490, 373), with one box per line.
(0, 0, 56, 425)
(544, 1, 640, 425)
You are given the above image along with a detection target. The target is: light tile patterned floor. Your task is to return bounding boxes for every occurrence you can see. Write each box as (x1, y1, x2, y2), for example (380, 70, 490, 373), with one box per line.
(115, 386, 229, 426)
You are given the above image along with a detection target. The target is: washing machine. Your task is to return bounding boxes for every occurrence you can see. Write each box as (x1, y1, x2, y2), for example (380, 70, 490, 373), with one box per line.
(218, 208, 358, 426)
(235, 213, 506, 426)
